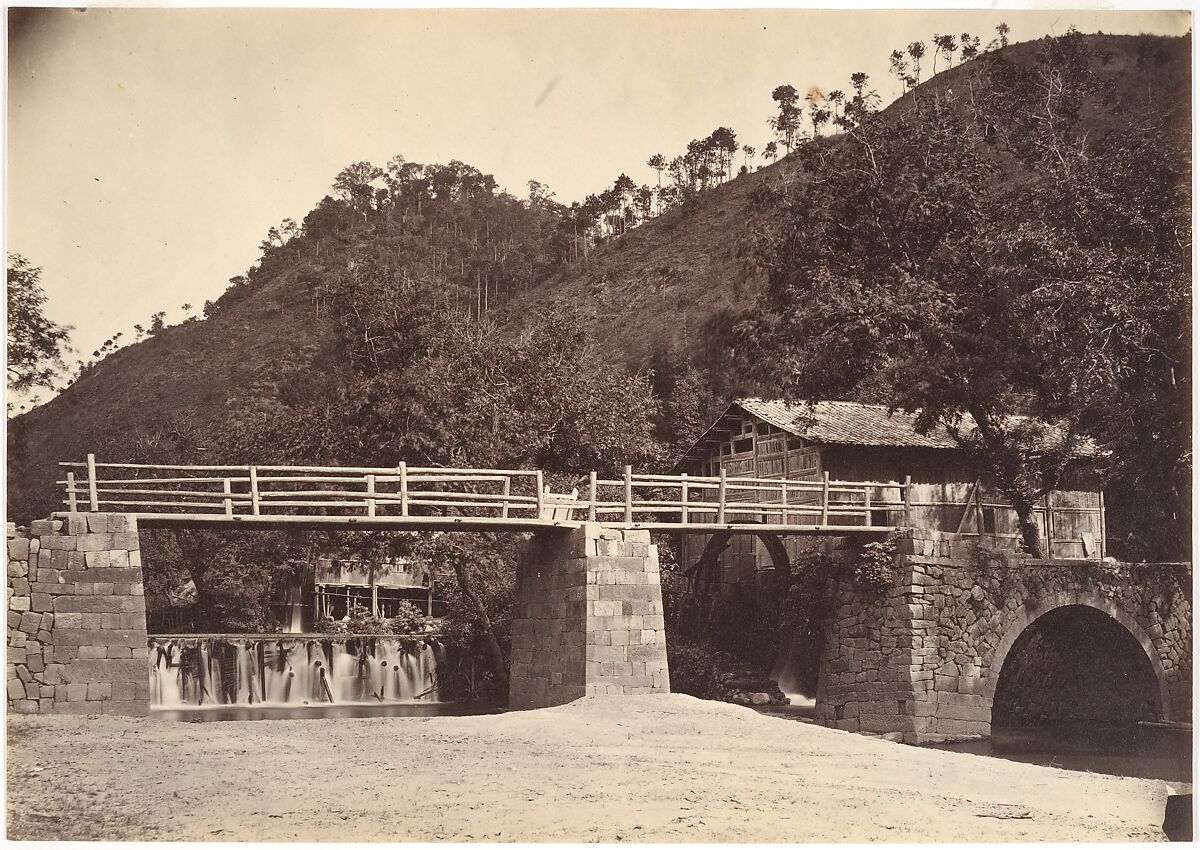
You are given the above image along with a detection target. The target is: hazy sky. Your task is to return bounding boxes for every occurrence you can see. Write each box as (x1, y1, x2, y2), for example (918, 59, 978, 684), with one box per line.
(6, 7, 1192, 377)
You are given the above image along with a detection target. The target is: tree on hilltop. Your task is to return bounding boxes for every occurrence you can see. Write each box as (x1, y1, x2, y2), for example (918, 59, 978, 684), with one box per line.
(333, 161, 384, 222)
(770, 84, 803, 153)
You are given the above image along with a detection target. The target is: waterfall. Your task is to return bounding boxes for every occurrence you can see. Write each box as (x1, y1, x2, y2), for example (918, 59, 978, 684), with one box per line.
(148, 635, 445, 709)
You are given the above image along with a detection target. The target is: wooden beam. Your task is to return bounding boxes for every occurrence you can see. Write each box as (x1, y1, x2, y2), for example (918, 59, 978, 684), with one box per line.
(1098, 490, 1107, 560)
(820, 471, 830, 526)
(249, 466, 261, 515)
(956, 479, 979, 534)
(86, 454, 99, 511)
(623, 465, 633, 527)
(717, 467, 727, 524)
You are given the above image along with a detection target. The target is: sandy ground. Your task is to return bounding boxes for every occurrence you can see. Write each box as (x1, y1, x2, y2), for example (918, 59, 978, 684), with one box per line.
(6, 695, 1181, 842)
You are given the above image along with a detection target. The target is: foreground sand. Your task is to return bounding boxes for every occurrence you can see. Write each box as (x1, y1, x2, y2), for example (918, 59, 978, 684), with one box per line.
(6, 695, 1177, 842)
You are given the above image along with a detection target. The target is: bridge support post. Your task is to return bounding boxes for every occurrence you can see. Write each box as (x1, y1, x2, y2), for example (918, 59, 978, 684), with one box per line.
(6, 515, 149, 716)
(509, 523, 670, 710)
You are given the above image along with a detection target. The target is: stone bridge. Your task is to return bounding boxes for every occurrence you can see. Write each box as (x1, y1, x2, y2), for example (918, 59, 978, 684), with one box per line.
(6, 516, 1191, 740)
(814, 528, 1191, 741)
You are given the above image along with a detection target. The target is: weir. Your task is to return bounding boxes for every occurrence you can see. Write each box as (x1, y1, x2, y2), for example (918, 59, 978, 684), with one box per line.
(149, 634, 443, 708)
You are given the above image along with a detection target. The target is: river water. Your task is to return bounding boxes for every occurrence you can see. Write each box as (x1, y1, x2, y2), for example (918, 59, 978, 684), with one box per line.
(927, 723, 1192, 784)
(155, 701, 503, 723)
(753, 692, 1190, 783)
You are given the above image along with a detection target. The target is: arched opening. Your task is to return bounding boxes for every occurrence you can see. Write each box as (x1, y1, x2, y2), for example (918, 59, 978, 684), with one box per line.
(993, 604, 1163, 727)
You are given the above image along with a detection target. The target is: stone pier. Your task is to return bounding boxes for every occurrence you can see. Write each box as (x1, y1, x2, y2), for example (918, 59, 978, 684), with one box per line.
(509, 523, 670, 709)
(6, 515, 149, 715)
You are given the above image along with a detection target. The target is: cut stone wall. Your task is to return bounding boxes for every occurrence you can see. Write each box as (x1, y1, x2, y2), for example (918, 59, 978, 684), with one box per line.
(6, 515, 149, 716)
(814, 528, 1191, 742)
(509, 523, 669, 709)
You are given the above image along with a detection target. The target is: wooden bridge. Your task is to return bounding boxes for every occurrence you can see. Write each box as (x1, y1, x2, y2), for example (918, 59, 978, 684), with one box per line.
(54, 455, 912, 534)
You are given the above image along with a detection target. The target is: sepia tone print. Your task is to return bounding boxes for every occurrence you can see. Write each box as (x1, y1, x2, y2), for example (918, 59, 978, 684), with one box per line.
(6, 6, 1193, 842)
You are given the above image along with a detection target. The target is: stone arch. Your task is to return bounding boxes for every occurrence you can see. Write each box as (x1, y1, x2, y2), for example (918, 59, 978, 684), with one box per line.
(687, 528, 790, 596)
(986, 591, 1171, 723)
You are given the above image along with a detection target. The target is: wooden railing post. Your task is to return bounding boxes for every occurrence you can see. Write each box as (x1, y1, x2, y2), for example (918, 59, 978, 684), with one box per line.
(1045, 491, 1055, 560)
(365, 474, 377, 517)
(820, 471, 830, 526)
(223, 478, 233, 517)
(398, 462, 409, 516)
(863, 486, 872, 527)
(680, 473, 689, 524)
(780, 477, 788, 525)
(500, 476, 511, 519)
(717, 466, 727, 525)
(588, 471, 597, 523)
(249, 466, 261, 515)
(535, 470, 545, 519)
(903, 475, 912, 528)
(66, 472, 78, 513)
(86, 453, 99, 512)
(623, 465, 633, 527)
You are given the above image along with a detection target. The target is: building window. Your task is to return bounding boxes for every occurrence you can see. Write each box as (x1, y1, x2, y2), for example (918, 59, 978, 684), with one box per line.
(982, 506, 997, 534)
(733, 437, 753, 454)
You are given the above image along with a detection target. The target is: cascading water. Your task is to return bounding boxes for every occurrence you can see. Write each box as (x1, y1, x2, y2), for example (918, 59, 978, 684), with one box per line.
(148, 635, 444, 709)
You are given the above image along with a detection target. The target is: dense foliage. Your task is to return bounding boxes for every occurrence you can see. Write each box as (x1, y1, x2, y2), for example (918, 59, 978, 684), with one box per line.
(6, 254, 71, 414)
(732, 31, 1190, 558)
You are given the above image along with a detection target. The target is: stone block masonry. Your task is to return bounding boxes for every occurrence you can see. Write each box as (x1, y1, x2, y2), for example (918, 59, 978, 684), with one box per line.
(509, 523, 669, 709)
(7, 515, 149, 716)
(813, 527, 1191, 743)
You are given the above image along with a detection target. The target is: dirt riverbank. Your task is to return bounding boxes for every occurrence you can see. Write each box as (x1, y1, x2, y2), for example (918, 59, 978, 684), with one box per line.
(6, 694, 1179, 841)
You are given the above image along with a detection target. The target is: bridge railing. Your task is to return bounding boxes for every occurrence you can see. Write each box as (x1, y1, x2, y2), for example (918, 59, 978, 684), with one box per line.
(59, 456, 547, 521)
(581, 466, 907, 529)
(58, 456, 910, 530)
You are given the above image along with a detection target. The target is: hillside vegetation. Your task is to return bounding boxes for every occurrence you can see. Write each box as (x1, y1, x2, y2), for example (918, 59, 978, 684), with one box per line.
(8, 32, 1191, 564)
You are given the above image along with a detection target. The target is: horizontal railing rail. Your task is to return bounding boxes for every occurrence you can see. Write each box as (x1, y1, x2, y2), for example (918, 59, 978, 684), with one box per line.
(57, 456, 916, 531)
(59, 456, 548, 522)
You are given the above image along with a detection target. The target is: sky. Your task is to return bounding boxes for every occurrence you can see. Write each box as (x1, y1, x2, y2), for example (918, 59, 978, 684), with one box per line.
(5, 6, 1192, 385)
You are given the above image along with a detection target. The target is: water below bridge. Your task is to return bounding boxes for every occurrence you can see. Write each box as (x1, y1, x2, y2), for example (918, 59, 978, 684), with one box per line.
(753, 699, 1190, 784)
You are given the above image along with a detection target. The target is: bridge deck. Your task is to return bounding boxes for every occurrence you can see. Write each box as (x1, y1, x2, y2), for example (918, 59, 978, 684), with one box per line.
(57, 455, 911, 535)
(50, 512, 897, 535)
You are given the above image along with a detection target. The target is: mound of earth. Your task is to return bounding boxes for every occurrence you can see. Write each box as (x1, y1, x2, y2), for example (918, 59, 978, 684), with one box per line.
(7, 694, 1176, 841)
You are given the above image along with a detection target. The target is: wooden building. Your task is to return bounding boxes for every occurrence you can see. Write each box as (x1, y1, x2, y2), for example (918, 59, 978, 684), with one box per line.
(676, 399, 1105, 589)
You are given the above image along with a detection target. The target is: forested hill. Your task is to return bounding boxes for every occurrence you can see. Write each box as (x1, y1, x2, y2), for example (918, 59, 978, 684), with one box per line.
(500, 32, 1191, 378)
(8, 32, 1191, 556)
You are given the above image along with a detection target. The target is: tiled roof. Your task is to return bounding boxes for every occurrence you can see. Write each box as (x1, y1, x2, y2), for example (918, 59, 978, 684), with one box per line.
(737, 398, 960, 449)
